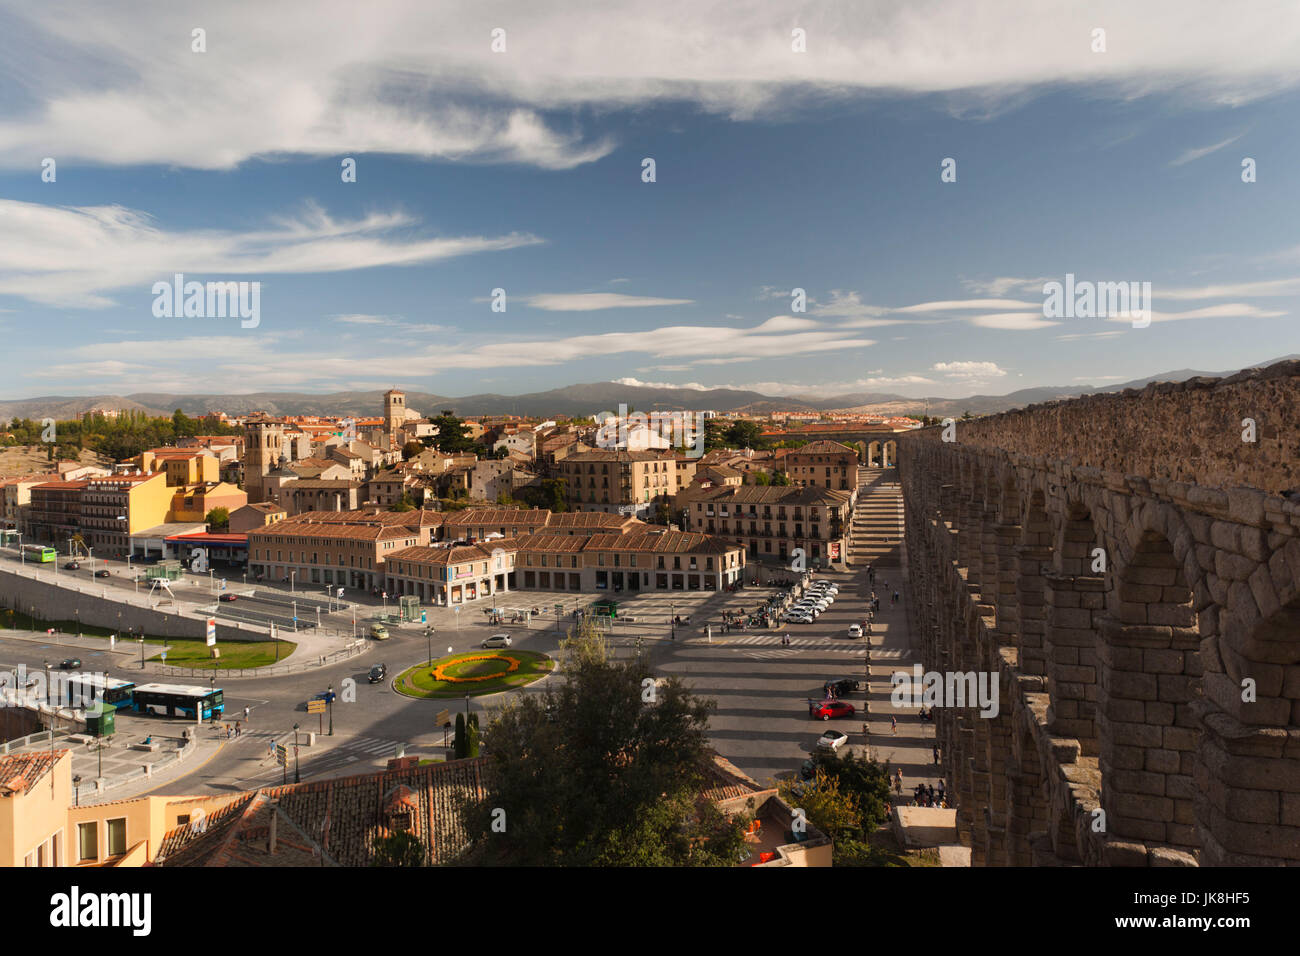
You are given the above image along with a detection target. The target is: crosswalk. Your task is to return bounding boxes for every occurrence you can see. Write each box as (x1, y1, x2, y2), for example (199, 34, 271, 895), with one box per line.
(712, 634, 869, 661)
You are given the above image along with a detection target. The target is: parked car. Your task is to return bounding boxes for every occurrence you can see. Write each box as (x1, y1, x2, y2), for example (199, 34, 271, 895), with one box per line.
(59, 658, 81, 669)
(94, 569, 111, 578)
(63, 562, 80, 570)
(482, 633, 512, 648)
(817, 729, 850, 751)
(809, 699, 855, 720)
(824, 677, 860, 697)
(847, 624, 863, 639)
(367, 663, 388, 683)
(219, 592, 238, 602)
(785, 612, 814, 624)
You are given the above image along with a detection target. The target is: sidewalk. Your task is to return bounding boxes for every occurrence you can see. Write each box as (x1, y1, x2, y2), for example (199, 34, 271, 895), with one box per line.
(863, 548, 944, 805)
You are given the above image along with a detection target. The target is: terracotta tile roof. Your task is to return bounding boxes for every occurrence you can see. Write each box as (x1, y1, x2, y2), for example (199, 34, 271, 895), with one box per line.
(156, 759, 490, 867)
(543, 511, 641, 531)
(786, 440, 858, 456)
(514, 533, 589, 554)
(680, 484, 851, 506)
(0, 751, 66, 796)
(442, 508, 552, 528)
(581, 530, 735, 555)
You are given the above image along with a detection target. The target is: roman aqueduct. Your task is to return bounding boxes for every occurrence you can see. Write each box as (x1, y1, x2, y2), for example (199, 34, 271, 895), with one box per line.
(897, 360, 1300, 866)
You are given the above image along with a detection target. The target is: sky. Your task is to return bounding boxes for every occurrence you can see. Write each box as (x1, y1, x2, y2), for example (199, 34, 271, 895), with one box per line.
(0, 0, 1298, 402)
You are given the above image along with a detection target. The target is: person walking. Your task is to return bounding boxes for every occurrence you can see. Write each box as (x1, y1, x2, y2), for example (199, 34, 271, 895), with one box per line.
(891, 715, 898, 735)
(933, 744, 940, 765)
(243, 705, 250, 722)
(894, 768, 903, 794)
(893, 589, 900, 605)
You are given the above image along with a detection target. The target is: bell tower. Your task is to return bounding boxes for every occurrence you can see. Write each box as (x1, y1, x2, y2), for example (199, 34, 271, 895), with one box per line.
(384, 389, 406, 437)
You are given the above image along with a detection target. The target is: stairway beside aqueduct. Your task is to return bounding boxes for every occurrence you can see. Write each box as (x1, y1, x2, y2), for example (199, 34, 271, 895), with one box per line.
(897, 360, 1300, 866)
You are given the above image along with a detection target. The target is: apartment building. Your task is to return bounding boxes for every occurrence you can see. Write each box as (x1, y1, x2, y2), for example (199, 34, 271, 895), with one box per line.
(80, 472, 174, 556)
(556, 449, 697, 517)
(782, 440, 859, 494)
(24, 480, 88, 544)
(676, 483, 852, 566)
(246, 509, 443, 591)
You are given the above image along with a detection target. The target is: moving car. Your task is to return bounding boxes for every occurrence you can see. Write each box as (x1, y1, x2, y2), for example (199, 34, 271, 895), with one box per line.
(59, 658, 82, 669)
(482, 633, 512, 648)
(367, 663, 387, 683)
(817, 729, 850, 751)
(824, 677, 859, 697)
(809, 699, 855, 720)
(219, 593, 238, 602)
(94, 569, 111, 578)
(63, 562, 80, 570)
(369, 623, 390, 640)
(785, 612, 814, 624)
(847, 624, 863, 639)
(313, 689, 336, 704)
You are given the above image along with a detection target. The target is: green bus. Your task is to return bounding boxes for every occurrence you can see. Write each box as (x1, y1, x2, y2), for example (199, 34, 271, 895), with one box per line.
(23, 545, 56, 563)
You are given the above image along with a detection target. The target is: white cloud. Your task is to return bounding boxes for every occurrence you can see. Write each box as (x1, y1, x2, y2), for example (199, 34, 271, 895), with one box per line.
(968, 312, 1061, 330)
(931, 361, 1008, 380)
(0, 199, 542, 309)
(522, 293, 693, 311)
(1169, 134, 1242, 166)
(3, 2, 1297, 171)
(896, 298, 1040, 312)
(1105, 303, 1287, 324)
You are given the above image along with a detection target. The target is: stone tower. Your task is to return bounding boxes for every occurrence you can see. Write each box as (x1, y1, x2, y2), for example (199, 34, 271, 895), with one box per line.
(384, 388, 406, 438)
(243, 418, 286, 504)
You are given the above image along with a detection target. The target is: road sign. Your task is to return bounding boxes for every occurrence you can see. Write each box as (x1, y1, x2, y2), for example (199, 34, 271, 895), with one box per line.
(554, 604, 563, 613)
(205, 618, 216, 647)
(275, 744, 287, 767)
(160, 650, 167, 661)
(307, 699, 326, 714)
(435, 709, 450, 727)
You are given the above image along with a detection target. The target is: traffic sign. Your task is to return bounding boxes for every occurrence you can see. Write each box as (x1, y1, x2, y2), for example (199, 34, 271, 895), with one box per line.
(275, 744, 287, 767)
(307, 699, 326, 714)
(435, 709, 450, 727)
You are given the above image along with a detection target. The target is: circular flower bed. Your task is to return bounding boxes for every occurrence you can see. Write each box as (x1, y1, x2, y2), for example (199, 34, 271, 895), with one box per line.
(431, 654, 520, 683)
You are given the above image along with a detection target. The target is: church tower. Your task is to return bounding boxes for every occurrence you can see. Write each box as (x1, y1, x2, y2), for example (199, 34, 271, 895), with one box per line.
(243, 418, 286, 504)
(384, 389, 406, 438)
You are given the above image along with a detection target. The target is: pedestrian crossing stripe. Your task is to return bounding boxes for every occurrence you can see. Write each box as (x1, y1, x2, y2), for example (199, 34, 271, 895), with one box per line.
(341, 737, 401, 755)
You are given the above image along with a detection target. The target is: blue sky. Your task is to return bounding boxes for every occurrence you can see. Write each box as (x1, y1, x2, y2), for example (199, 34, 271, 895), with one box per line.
(1, 1, 1298, 401)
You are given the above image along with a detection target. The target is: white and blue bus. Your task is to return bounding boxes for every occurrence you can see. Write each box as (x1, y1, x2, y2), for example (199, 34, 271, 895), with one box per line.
(53, 673, 136, 711)
(132, 682, 224, 719)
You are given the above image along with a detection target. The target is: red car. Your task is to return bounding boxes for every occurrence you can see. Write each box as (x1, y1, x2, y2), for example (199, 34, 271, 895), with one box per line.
(809, 699, 855, 720)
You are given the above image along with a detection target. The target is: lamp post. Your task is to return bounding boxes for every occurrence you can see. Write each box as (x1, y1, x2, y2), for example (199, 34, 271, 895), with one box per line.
(138, 630, 145, 669)
(671, 601, 676, 641)
(17, 532, 23, 565)
(73, 775, 81, 807)
(43, 660, 50, 704)
(424, 626, 433, 668)
(289, 569, 296, 594)
(293, 723, 301, 783)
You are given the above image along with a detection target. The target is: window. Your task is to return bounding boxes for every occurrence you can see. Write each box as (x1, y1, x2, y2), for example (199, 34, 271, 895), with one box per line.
(78, 822, 98, 862)
(107, 818, 127, 856)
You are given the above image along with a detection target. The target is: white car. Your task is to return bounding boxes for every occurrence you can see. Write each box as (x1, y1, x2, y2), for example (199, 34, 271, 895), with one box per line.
(785, 612, 814, 624)
(848, 624, 863, 639)
(482, 633, 512, 648)
(817, 729, 849, 751)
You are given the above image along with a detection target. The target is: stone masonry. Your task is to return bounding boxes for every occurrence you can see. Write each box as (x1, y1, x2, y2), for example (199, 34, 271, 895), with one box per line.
(898, 360, 1300, 866)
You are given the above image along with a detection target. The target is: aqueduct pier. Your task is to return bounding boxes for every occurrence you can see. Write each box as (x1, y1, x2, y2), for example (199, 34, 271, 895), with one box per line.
(897, 360, 1300, 866)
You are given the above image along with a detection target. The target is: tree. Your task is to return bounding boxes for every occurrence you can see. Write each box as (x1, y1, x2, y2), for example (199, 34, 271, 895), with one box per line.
(770, 470, 791, 486)
(453, 712, 468, 759)
(205, 507, 230, 531)
(459, 616, 748, 865)
(389, 492, 415, 512)
(961, 410, 974, 420)
(465, 713, 480, 758)
(723, 421, 767, 449)
(370, 831, 426, 866)
(751, 470, 771, 486)
(428, 410, 476, 453)
(653, 502, 671, 525)
(401, 441, 423, 460)
(776, 771, 862, 844)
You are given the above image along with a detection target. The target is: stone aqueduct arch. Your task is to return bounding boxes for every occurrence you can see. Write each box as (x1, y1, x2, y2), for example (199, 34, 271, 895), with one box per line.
(898, 361, 1300, 866)
(866, 439, 898, 467)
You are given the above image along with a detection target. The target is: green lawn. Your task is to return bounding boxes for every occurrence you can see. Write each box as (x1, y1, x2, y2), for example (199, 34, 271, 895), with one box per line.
(395, 649, 554, 699)
(148, 638, 298, 669)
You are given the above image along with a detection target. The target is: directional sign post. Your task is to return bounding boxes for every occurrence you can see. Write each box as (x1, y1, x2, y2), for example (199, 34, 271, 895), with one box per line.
(307, 698, 326, 734)
(275, 743, 288, 784)
(205, 618, 216, 648)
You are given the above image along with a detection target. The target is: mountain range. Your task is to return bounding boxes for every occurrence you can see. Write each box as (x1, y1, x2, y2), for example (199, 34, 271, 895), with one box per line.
(1, 355, 1295, 424)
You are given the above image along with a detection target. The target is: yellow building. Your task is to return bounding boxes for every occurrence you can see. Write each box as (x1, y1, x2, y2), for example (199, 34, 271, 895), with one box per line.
(135, 449, 220, 486)
(0, 750, 241, 867)
(168, 482, 248, 523)
(81, 473, 174, 558)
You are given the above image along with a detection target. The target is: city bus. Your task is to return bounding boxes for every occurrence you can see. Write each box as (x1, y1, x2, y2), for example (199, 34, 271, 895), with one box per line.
(53, 673, 136, 711)
(132, 682, 224, 719)
(22, 545, 56, 563)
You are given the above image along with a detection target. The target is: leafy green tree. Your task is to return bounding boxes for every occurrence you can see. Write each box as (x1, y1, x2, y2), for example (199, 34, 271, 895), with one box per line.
(460, 616, 747, 866)
(205, 507, 229, 531)
(777, 771, 862, 844)
(453, 712, 466, 759)
(370, 831, 426, 867)
(724, 421, 768, 449)
(401, 441, 423, 460)
(771, 470, 791, 486)
(751, 470, 771, 486)
(389, 492, 415, 512)
(428, 411, 477, 453)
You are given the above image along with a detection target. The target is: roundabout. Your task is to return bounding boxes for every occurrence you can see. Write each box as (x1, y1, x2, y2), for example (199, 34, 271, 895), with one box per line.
(395, 648, 555, 699)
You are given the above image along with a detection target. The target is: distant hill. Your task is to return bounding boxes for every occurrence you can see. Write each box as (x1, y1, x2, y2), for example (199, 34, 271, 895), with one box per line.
(2, 355, 1295, 423)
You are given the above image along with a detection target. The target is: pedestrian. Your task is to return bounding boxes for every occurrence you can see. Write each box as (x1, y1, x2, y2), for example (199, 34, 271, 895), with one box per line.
(894, 768, 903, 794)
(891, 715, 897, 735)
(235, 721, 241, 738)
(243, 705, 250, 722)
(933, 744, 940, 765)
(893, 589, 900, 605)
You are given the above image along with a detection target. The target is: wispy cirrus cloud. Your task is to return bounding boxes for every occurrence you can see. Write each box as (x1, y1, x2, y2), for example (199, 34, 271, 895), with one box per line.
(0, 199, 542, 309)
(521, 293, 693, 311)
(1169, 134, 1242, 166)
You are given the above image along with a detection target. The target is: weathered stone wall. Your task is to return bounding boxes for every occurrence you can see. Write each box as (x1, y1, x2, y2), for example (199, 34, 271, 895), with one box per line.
(899, 361, 1300, 866)
(935, 359, 1299, 494)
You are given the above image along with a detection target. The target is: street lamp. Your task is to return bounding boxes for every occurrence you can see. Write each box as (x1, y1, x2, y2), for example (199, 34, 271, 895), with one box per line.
(73, 775, 81, 807)
(289, 569, 297, 594)
(293, 723, 301, 783)
(424, 626, 433, 668)
(328, 684, 334, 736)
(671, 601, 676, 641)
(43, 660, 50, 704)
(138, 630, 145, 669)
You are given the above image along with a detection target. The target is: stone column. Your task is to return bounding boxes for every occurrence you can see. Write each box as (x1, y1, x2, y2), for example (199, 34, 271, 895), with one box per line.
(1044, 572, 1104, 754)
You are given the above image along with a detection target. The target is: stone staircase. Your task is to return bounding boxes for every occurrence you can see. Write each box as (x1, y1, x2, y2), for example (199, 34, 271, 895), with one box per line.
(848, 466, 904, 568)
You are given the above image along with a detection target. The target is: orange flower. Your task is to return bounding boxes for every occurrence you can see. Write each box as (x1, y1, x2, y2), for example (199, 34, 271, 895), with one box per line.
(431, 654, 521, 683)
